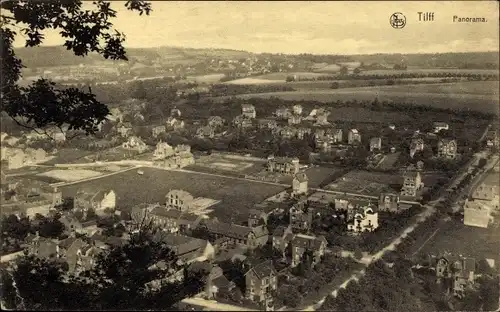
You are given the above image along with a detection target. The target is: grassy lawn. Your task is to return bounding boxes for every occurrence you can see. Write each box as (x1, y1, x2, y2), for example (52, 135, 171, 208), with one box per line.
(418, 217, 500, 263)
(42, 148, 94, 165)
(304, 166, 346, 188)
(59, 167, 286, 223)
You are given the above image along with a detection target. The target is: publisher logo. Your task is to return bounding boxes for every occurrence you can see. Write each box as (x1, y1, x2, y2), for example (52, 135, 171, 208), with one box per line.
(390, 12, 406, 29)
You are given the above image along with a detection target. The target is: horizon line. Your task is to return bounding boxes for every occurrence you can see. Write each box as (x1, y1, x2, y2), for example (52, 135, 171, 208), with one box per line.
(14, 44, 500, 57)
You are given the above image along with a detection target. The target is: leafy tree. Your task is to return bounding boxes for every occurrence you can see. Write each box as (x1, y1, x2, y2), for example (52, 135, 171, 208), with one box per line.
(34, 215, 66, 239)
(55, 197, 74, 211)
(353, 67, 361, 75)
(339, 66, 348, 76)
(1, 0, 152, 137)
(330, 81, 339, 89)
(1, 214, 31, 253)
(279, 286, 302, 308)
(1, 223, 206, 310)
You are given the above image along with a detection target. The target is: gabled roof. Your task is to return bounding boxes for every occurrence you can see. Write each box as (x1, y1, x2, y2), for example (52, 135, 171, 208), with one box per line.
(291, 234, 327, 251)
(245, 260, 277, 279)
(156, 233, 208, 256)
(294, 172, 308, 183)
(204, 220, 254, 240)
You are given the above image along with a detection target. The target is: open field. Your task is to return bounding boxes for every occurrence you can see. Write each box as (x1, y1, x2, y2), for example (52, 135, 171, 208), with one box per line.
(42, 148, 95, 165)
(37, 169, 104, 182)
(224, 77, 284, 85)
(189, 153, 267, 176)
(304, 166, 346, 188)
(377, 152, 401, 170)
(214, 81, 499, 114)
(361, 68, 499, 76)
(418, 218, 500, 264)
(252, 72, 335, 81)
(59, 167, 286, 223)
(186, 73, 225, 83)
(324, 170, 445, 197)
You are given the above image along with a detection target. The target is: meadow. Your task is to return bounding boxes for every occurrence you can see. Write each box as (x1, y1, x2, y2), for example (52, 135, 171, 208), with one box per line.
(59, 167, 286, 223)
(418, 218, 500, 264)
(214, 81, 499, 114)
(360, 68, 499, 76)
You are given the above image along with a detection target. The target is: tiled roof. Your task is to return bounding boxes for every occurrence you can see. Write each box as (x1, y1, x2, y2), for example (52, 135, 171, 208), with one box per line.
(204, 220, 253, 240)
(294, 172, 308, 183)
(159, 234, 208, 256)
(245, 260, 276, 279)
(291, 234, 326, 251)
(150, 207, 182, 219)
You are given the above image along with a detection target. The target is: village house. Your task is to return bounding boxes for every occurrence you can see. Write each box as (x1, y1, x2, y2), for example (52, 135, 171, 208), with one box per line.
(347, 129, 361, 145)
(166, 189, 194, 211)
(207, 116, 225, 129)
(248, 209, 268, 228)
(196, 125, 215, 138)
(266, 155, 300, 175)
(486, 130, 499, 148)
(257, 119, 278, 130)
(187, 262, 236, 300)
(435, 254, 476, 298)
(241, 104, 257, 119)
(292, 172, 308, 196)
(377, 193, 402, 213)
(117, 122, 133, 137)
(275, 108, 292, 120)
(154, 144, 195, 169)
(346, 206, 379, 234)
(108, 107, 123, 122)
(122, 136, 148, 153)
(154, 233, 215, 264)
(410, 137, 425, 158)
(433, 122, 449, 133)
(46, 127, 67, 143)
(296, 127, 312, 139)
(146, 205, 204, 234)
(463, 172, 499, 228)
(1, 147, 48, 169)
(289, 202, 314, 232)
(201, 220, 269, 250)
(437, 138, 458, 159)
(272, 225, 294, 256)
(315, 112, 330, 125)
(171, 108, 182, 118)
(74, 189, 116, 216)
(166, 117, 185, 130)
(290, 234, 327, 268)
(153, 141, 175, 159)
(400, 166, 424, 197)
(276, 126, 296, 140)
(292, 104, 303, 115)
(370, 137, 382, 152)
(388, 124, 396, 130)
(245, 260, 278, 310)
(152, 125, 166, 137)
(26, 234, 61, 259)
(233, 115, 253, 129)
(288, 115, 302, 125)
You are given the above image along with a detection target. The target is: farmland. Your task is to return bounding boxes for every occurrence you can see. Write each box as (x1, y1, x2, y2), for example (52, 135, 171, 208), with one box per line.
(186, 73, 225, 83)
(213, 81, 499, 114)
(251, 72, 334, 81)
(417, 217, 500, 264)
(360, 68, 499, 76)
(59, 167, 286, 223)
(324, 170, 445, 197)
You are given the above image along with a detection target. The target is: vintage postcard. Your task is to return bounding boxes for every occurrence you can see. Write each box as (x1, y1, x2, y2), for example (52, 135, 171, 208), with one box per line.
(1, 1, 499, 311)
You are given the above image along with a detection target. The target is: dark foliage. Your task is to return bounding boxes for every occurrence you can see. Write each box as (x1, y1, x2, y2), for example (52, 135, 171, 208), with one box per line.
(1, 0, 151, 136)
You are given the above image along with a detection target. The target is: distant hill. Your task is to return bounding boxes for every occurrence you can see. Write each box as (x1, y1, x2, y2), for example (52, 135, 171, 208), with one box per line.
(13, 45, 500, 70)
(14, 45, 254, 68)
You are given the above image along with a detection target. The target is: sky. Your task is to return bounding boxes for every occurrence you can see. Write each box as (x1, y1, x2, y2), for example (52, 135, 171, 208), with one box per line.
(12, 1, 500, 55)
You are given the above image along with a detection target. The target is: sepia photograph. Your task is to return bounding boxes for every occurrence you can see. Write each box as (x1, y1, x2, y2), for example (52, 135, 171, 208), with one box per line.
(0, 0, 499, 311)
